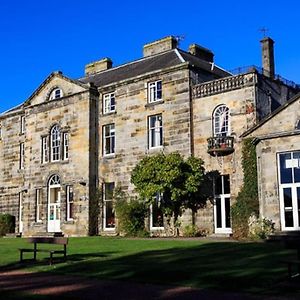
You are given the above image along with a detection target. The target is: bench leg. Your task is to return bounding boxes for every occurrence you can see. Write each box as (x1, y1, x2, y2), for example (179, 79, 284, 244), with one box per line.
(50, 253, 53, 265)
(20, 250, 23, 263)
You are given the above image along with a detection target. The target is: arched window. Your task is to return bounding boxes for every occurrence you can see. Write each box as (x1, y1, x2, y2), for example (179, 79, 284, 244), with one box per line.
(48, 174, 61, 186)
(49, 88, 63, 100)
(213, 105, 230, 137)
(50, 125, 61, 161)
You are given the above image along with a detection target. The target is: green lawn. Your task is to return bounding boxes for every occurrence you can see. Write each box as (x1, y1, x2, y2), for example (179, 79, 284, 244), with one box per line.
(0, 237, 299, 297)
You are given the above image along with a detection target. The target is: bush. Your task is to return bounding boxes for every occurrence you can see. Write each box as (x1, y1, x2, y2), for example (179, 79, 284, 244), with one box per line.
(248, 215, 275, 240)
(0, 214, 15, 236)
(115, 199, 148, 237)
(182, 224, 204, 237)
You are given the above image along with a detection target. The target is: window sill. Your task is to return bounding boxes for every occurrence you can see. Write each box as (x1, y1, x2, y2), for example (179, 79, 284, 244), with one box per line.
(145, 100, 164, 108)
(103, 154, 116, 159)
(41, 160, 69, 165)
(103, 227, 116, 231)
(150, 227, 165, 231)
(148, 146, 164, 152)
(102, 111, 117, 116)
(65, 220, 75, 224)
(33, 222, 43, 226)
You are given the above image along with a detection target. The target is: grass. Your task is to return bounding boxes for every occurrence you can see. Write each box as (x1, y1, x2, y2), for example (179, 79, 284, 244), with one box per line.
(0, 237, 299, 297)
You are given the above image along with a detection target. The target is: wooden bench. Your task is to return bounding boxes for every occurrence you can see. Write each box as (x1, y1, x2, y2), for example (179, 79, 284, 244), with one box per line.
(19, 237, 68, 265)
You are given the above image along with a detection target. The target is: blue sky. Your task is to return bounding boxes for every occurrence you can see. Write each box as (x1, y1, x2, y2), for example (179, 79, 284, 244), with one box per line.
(0, 0, 299, 113)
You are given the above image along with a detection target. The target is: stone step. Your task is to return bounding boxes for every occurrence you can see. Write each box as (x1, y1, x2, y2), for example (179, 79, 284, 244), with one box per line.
(4, 233, 22, 238)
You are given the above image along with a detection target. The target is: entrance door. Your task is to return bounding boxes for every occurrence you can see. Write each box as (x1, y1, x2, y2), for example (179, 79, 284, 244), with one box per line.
(19, 192, 23, 233)
(278, 152, 300, 231)
(47, 175, 61, 232)
(279, 186, 300, 230)
(214, 175, 232, 234)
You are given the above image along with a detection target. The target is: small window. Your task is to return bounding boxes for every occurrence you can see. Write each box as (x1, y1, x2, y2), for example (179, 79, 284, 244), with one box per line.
(66, 185, 74, 221)
(148, 114, 163, 149)
(19, 142, 25, 169)
(20, 116, 25, 134)
(49, 88, 63, 100)
(63, 132, 69, 160)
(148, 80, 162, 103)
(213, 105, 230, 137)
(103, 93, 116, 114)
(0, 124, 2, 140)
(103, 182, 115, 230)
(35, 189, 42, 222)
(50, 125, 61, 161)
(103, 124, 115, 156)
(150, 193, 164, 230)
(41, 136, 49, 164)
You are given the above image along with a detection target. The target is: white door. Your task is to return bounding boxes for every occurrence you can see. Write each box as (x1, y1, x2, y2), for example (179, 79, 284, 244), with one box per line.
(214, 175, 232, 234)
(278, 152, 300, 231)
(19, 193, 23, 233)
(214, 194, 232, 234)
(47, 175, 61, 232)
(279, 186, 300, 231)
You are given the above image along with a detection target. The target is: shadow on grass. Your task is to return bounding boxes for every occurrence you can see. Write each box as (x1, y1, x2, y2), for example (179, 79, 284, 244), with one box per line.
(49, 241, 298, 296)
(1, 241, 299, 299)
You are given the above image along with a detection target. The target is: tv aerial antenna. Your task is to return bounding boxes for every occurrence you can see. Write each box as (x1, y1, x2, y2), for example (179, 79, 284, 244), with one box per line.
(175, 35, 185, 46)
(259, 27, 269, 38)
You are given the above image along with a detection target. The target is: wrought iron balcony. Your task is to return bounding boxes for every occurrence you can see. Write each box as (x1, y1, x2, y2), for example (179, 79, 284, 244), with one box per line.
(207, 136, 234, 156)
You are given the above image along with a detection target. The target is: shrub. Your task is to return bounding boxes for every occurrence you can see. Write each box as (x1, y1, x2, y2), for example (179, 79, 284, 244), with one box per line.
(248, 215, 275, 240)
(115, 198, 148, 237)
(182, 224, 203, 237)
(0, 214, 15, 236)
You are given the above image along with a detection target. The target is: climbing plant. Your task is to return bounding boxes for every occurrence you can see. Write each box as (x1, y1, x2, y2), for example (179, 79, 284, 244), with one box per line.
(231, 138, 259, 239)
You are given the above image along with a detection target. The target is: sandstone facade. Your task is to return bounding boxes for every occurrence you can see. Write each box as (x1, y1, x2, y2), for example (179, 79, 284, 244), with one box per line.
(0, 36, 299, 236)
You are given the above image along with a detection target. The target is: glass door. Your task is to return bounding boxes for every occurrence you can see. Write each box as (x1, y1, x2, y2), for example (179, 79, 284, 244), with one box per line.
(214, 175, 232, 234)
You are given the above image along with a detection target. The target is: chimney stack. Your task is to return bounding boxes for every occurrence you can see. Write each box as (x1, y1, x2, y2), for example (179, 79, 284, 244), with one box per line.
(85, 58, 113, 76)
(143, 36, 178, 57)
(260, 37, 275, 79)
(188, 44, 214, 62)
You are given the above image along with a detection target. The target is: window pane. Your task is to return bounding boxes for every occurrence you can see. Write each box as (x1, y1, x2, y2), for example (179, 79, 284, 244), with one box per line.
(105, 201, 115, 228)
(225, 197, 231, 228)
(105, 183, 114, 200)
(223, 175, 230, 194)
(279, 153, 293, 184)
(214, 176, 222, 195)
(283, 188, 292, 208)
(293, 152, 300, 183)
(152, 202, 164, 228)
(216, 198, 222, 228)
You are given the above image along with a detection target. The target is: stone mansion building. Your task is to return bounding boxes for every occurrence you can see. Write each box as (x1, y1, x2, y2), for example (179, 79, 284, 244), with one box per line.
(0, 36, 300, 236)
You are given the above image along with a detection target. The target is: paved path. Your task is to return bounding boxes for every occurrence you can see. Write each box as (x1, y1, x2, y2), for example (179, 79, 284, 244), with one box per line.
(0, 270, 297, 300)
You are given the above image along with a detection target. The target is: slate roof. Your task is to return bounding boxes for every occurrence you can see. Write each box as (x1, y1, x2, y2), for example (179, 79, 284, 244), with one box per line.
(79, 49, 231, 87)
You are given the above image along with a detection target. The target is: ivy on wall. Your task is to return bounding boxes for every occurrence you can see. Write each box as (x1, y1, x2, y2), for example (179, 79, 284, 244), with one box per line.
(231, 138, 259, 239)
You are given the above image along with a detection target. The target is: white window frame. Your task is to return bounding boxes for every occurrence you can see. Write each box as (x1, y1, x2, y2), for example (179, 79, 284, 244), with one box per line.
(20, 142, 25, 169)
(213, 105, 230, 137)
(66, 185, 74, 221)
(103, 92, 116, 114)
(103, 182, 115, 231)
(51, 125, 61, 162)
(41, 136, 49, 164)
(103, 124, 115, 156)
(20, 115, 25, 134)
(49, 88, 63, 100)
(35, 189, 42, 222)
(63, 132, 69, 160)
(148, 114, 163, 149)
(150, 193, 164, 230)
(148, 80, 162, 103)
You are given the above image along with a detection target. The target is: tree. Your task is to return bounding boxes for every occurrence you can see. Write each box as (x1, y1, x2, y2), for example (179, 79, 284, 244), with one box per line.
(131, 152, 206, 235)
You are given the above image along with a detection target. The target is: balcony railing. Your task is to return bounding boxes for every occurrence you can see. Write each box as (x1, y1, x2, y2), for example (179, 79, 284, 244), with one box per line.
(207, 136, 234, 156)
